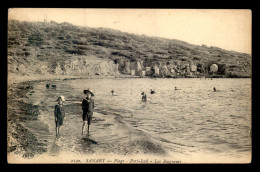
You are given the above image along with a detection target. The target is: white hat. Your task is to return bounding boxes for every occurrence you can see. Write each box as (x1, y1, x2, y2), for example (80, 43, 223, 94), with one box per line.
(57, 96, 65, 102)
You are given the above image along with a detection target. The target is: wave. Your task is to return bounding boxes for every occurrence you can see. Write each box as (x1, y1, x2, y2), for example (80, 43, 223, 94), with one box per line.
(159, 138, 194, 148)
(112, 112, 167, 155)
(129, 138, 166, 154)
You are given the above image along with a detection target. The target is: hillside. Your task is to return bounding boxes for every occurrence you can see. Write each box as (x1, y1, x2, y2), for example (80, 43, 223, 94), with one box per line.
(8, 20, 252, 78)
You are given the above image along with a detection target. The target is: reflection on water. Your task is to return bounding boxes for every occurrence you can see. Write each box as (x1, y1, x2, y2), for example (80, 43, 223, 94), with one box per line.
(80, 134, 98, 154)
(26, 78, 251, 159)
(49, 136, 61, 156)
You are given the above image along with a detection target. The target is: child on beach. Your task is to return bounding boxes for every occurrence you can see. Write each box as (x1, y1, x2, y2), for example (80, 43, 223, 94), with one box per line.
(54, 96, 66, 136)
(82, 89, 95, 135)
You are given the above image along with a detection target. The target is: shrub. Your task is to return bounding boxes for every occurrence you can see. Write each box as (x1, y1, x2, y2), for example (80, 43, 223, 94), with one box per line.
(180, 57, 187, 61)
(216, 64, 226, 75)
(28, 32, 44, 46)
(193, 57, 201, 61)
(24, 51, 30, 57)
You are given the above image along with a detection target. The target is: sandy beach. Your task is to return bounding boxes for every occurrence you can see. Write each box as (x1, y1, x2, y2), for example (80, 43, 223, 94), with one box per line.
(7, 74, 251, 164)
(7, 74, 101, 158)
(7, 73, 141, 162)
(7, 9, 252, 164)
(7, 75, 166, 163)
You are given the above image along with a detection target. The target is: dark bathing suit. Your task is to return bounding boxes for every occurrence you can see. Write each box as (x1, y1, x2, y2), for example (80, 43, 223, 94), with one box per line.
(82, 98, 94, 125)
(54, 104, 65, 127)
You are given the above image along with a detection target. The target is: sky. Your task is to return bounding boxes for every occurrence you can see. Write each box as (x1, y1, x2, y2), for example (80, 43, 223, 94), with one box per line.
(8, 8, 252, 54)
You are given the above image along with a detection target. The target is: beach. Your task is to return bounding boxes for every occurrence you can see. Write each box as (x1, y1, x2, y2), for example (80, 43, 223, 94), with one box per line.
(7, 9, 252, 164)
(7, 74, 142, 161)
(7, 74, 252, 164)
(7, 74, 112, 159)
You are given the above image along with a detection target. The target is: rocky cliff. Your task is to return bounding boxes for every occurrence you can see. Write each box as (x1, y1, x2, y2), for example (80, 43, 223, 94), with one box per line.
(8, 20, 252, 78)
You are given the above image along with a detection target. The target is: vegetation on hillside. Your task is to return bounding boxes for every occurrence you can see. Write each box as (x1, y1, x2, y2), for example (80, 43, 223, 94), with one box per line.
(8, 20, 251, 77)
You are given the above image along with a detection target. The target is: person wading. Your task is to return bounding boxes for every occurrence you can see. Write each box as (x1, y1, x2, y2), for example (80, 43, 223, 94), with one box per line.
(141, 92, 147, 102)
(54, 96, 66, 136)
(82, 89, 95, 135)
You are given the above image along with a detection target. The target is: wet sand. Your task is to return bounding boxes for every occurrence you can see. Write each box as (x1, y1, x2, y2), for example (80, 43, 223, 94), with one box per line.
(7, 74, 101, 159)
(7, 81, 46, 158)
(7, 75, 251, 164)
(7, 74, 141, 162)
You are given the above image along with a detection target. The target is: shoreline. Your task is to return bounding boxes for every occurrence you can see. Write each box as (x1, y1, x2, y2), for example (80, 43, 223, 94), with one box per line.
(8, 73, 251, 85)
(7, 73, 140, 160)
(7, 74, 251, 161)
(7, 80, 48, 160)
(7, 74, 145, 88)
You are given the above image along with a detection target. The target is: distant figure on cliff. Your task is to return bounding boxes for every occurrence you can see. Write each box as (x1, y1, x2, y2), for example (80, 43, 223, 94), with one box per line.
(150, 89, 156, 94)
(141, 92, 147, 102)
(54, 96, 66, 136)
(213, 87, 217, 92)
(111, 90, 114, 96)
(82, 89, 95, 135)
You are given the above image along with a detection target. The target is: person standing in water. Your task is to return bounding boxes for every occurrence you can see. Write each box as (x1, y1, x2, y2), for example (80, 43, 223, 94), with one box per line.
(82, 89, 95, 135)
(150, 89, 155, 94)
(175, 87, 181, 90)
(54, 96, 66, 136)
(141, 92, 147, 102)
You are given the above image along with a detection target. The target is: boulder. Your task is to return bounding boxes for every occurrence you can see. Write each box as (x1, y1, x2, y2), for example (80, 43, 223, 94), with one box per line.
(160, 65, 169, 77)
(54, 63, 63, 75)
(210, 64, 218, 73)
(37, 65, 48, 74)
(190, 64, 197, 72)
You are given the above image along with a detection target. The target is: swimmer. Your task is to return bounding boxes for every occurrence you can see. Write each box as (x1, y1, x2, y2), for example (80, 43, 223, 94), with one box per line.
(141, 92, 147, 102)
(175, 87, 181, 90)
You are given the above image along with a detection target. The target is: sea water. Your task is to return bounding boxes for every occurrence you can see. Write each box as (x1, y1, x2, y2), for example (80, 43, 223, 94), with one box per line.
(22, 78, 251, 162)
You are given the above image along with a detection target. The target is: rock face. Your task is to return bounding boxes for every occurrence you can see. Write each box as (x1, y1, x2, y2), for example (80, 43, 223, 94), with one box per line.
(54, 63, 63, 75)
(130, 60, 143, 76)
(125, 59, 202, 77)
(37, 65, 48, 75)
(7, 20, 251, 78)
(210, 64, 218, 73)
(7, 54, 226, 78)
(190, 64, 197, 72)
(62, 56, 120, 76)
(154, 65, 160, 76)
(8, 54, 246, 78)
(124, 61, 131, 74)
